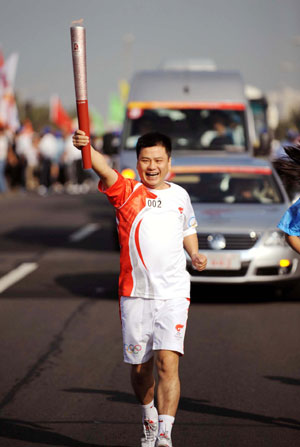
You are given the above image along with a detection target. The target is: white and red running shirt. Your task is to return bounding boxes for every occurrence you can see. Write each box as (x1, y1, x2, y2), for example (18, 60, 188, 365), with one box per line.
(99, 172, 197, 300)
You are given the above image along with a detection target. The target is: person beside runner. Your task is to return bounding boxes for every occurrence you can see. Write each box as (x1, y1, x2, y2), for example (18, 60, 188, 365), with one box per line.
(278, 197, 300, 254)
(276, 142, 300, 255)
(73, 130, 207, 447)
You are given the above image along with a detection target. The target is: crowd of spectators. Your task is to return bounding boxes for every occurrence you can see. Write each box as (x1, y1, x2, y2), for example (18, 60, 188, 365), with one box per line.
(0, 123, 109, 196)
(1, 122, 299, 198)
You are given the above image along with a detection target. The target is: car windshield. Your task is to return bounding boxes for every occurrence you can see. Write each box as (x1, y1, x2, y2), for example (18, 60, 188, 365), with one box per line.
(170, 169, 284, 204)
(124, 108, 247, 152)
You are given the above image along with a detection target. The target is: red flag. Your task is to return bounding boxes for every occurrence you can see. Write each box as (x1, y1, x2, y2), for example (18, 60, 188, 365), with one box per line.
(50, 95, 73, 133)
(0, 47, 4, 68)
(0, 52, 20, 130)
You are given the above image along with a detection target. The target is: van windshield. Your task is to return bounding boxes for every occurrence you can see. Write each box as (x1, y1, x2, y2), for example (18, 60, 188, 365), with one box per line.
(124, 108, 247, 152)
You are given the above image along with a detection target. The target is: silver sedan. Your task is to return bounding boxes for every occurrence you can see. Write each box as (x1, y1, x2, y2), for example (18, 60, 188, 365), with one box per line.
(170, 155, 300, 284)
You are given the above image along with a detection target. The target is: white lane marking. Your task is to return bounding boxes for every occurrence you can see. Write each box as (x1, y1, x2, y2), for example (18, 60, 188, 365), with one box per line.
(0, 262, 38, 294)
(69, 223, 101, 242)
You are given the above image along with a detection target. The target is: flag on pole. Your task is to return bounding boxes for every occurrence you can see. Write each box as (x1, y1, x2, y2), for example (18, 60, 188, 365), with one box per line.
(108, 92, 125, 128)
(89, 106, 104, 135)
(50, 95, 73, 134)
(119, 79, 130, 105)
(0, 47, 4, 69)
(0, 50, 20, 131)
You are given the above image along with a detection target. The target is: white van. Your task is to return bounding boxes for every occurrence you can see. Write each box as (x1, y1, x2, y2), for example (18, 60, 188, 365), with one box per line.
(119, 69, 256, 177)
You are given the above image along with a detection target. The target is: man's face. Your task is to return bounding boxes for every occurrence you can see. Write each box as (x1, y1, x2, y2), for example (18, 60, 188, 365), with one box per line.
(137, 145, 171, 189)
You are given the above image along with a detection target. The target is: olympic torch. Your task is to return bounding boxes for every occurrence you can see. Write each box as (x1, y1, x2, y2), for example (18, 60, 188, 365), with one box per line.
(70, 19, 92, 169)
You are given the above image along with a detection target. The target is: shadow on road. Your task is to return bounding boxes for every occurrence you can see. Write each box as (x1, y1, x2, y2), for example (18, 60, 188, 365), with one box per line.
(0, 418, 105, 447)
(179, 396, 300, 430)
(63, 388, 300, 431)
(264, 376, 300, 386)
(3, 225, 118, 252)
(54, 273, 299, 303)
(63, 388, 137, 404)
(55, 273, 119, 299)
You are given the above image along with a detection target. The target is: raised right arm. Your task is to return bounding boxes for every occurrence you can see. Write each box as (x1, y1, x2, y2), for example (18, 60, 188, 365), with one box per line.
(72, 129, 118, 189)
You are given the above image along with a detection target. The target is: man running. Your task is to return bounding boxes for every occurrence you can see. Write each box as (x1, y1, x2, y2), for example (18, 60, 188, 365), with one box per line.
(73, 130, 207, 447)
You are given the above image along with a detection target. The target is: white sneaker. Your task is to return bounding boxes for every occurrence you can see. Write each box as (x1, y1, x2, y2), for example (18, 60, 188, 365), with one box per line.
(155, 432, 173, 447)
(141, 418, 158, 447)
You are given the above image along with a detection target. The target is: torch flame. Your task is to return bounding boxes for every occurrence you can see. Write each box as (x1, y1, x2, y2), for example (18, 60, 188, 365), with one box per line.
(71, 18, 84, 27)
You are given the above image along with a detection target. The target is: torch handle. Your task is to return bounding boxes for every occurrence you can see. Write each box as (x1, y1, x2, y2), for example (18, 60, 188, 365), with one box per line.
(77, 100, 92, 169)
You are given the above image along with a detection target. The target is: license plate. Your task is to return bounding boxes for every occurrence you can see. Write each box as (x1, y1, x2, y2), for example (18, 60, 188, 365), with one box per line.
(201, 252, 241, 270)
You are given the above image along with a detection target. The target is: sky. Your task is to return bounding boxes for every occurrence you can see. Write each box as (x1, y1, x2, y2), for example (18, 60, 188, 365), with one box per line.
(1, 0, 300, 118)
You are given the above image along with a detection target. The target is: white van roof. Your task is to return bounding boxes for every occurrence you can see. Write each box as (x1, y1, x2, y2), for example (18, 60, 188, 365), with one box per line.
(128, 70, 247, 104)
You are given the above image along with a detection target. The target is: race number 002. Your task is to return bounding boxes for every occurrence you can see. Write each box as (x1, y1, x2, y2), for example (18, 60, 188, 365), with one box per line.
(147, 199, 161, 208)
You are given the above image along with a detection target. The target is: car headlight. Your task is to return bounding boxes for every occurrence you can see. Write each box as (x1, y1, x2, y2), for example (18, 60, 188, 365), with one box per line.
(263, 230, 287, 247)
(121, 168, 136, 179)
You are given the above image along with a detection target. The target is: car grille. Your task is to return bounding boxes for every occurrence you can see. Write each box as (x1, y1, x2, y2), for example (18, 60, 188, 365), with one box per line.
(198, 233, 259, 250)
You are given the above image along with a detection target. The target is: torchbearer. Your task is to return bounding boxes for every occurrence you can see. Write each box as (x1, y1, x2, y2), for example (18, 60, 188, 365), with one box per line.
(70, 19, 92, 169)
(73, 127, 207, 447)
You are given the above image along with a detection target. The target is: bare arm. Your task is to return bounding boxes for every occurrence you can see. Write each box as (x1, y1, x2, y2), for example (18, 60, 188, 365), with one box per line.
(72, 130, 118, 189)
(285, 234, 300, 254)
(183, 233, 207, 271)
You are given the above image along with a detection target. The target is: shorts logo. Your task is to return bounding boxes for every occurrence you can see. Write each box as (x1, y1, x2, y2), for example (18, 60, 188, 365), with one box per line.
(175, 324, 184, 337)
(124, 343, 142, 355)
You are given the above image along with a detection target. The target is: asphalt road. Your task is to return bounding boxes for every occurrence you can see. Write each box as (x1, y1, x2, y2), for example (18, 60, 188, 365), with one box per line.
(0, 189, 299, 447)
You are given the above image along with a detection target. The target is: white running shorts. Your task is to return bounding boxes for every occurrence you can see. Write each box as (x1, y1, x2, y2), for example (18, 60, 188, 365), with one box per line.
(120, 296, 190, 364)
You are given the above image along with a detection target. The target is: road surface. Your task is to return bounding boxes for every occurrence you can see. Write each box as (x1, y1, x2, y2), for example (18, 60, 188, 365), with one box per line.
(0, 191, 299, 446)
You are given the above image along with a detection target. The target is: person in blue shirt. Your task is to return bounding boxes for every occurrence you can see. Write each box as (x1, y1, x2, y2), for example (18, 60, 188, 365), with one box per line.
(278, 197, 300, 254)
(277, 143, 300, 254)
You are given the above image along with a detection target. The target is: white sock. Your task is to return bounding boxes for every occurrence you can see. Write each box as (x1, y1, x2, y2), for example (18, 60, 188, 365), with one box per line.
(141, 400, 158, 421)
(158, 414, 175, 437)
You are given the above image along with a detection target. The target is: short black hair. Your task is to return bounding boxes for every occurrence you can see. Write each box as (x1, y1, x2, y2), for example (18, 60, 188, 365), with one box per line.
(136, 132, 172, 158)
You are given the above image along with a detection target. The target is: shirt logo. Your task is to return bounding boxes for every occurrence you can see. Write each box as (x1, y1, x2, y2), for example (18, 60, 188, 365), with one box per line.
(188, 216, 197, 228)
(178, 207, 184, 214)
